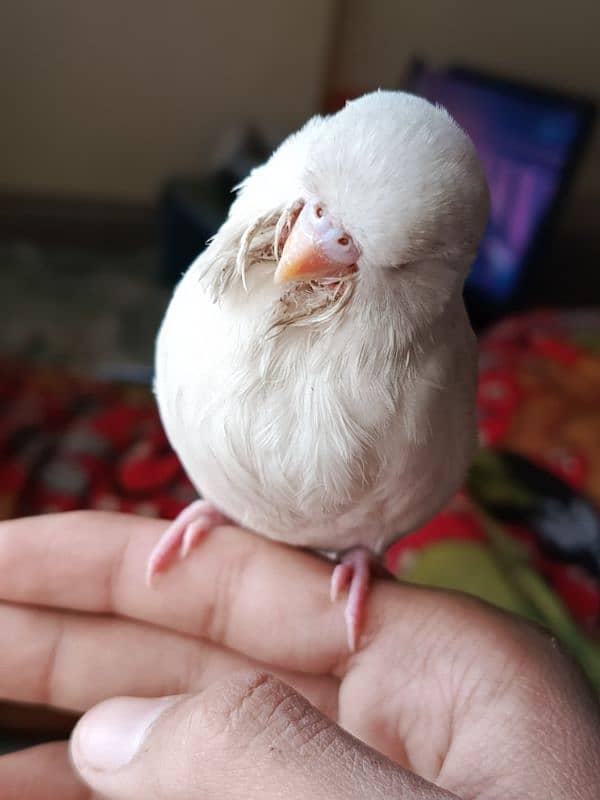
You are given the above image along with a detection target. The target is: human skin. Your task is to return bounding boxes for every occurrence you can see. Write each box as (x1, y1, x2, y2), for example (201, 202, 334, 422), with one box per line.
(0, 512, 597, 799)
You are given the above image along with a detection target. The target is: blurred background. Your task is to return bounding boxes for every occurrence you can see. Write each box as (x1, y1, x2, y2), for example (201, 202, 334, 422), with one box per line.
(0, 0, 599, 374)
(1, 0, 600, 750)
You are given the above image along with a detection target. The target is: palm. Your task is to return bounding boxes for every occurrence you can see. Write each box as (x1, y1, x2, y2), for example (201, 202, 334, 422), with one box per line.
(0, 513, 596, 800)
(335, 592, 542, 793)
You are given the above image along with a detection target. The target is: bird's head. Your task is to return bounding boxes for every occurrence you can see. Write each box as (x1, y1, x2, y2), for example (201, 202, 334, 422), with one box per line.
(275, 91, 488, 294)
(215, 91, 489, 334)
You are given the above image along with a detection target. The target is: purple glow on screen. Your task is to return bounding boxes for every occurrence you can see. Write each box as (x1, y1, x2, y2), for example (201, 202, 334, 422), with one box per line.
(411, 72, 581, 301)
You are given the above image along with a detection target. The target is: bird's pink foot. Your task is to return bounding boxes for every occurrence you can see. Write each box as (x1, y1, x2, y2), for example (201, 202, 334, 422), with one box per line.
(146, 500, 229, 586)
(330, 547, 373, 652)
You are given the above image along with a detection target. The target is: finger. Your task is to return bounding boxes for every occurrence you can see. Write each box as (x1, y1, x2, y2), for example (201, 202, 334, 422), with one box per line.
(0, 512, 353, 672)
(0, 602, 336, 716)
(71, 673, 458, 800)
(0, 741, 91, 800)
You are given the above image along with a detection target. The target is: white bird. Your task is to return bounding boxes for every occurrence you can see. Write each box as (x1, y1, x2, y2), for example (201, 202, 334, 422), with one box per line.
(147, 90, 490, 650)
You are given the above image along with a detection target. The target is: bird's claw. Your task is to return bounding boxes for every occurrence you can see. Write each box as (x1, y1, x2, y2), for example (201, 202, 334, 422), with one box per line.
(146, 499, 229, 586)
(330, 547, 372, 652)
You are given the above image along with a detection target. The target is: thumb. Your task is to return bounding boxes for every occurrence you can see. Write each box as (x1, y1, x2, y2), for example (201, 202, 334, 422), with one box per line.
(70, 672, 457, 800)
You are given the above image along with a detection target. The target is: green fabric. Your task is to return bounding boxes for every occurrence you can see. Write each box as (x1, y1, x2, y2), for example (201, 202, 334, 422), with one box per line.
(403, 517, 600, 692)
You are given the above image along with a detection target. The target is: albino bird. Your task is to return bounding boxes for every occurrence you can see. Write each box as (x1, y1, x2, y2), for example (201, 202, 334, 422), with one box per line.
(148, 91, 490, 650)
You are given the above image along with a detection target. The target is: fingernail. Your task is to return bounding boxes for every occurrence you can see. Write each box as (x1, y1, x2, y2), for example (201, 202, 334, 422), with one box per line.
(71, 695, 179, 772)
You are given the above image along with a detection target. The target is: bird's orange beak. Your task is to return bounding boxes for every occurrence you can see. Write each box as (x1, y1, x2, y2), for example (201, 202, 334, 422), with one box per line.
(274, 203, 359, 284)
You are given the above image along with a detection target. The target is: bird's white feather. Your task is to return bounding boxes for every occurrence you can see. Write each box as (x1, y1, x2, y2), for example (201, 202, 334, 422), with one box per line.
(155, 91, 488, 556)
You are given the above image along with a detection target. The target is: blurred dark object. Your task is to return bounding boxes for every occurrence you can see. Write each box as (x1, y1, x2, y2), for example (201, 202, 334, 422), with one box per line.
(0, 701, 77, 755)
(406, 61, 597, 331)
(159, 177, 231, 286)
(0, 192, 156, 251)
(159, 129, 273, 285)
(469, 450, 600, 576)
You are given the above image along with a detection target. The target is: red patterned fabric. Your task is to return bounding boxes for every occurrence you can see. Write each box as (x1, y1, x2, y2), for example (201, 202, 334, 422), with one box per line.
(0, 361, 196, 522)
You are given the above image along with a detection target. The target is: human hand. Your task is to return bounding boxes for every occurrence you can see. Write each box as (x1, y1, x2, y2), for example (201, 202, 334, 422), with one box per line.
(0, 512, 598, 799)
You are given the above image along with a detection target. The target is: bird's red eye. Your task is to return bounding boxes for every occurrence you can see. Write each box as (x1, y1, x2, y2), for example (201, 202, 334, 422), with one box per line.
(315, 205, 324, 218)
(337, 235, 349, 246)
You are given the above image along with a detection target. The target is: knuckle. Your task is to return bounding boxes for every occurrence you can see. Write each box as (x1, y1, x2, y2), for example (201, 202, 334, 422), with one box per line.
(160, 673, 350, 795)
(218, 672, 290, 732)
(229, 673, 337, 756)
(189, 672, 278, 741)
(204, 540, 254, 645)
(37, 618, 66, 706)
(197, 672, 335, 756)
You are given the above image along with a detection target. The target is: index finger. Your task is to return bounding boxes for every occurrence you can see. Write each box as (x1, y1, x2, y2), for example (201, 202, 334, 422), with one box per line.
(0, 511, 359, 674)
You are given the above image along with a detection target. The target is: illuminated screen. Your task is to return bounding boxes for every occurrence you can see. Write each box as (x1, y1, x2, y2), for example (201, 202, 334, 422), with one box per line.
(410, 70, 584, 302)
